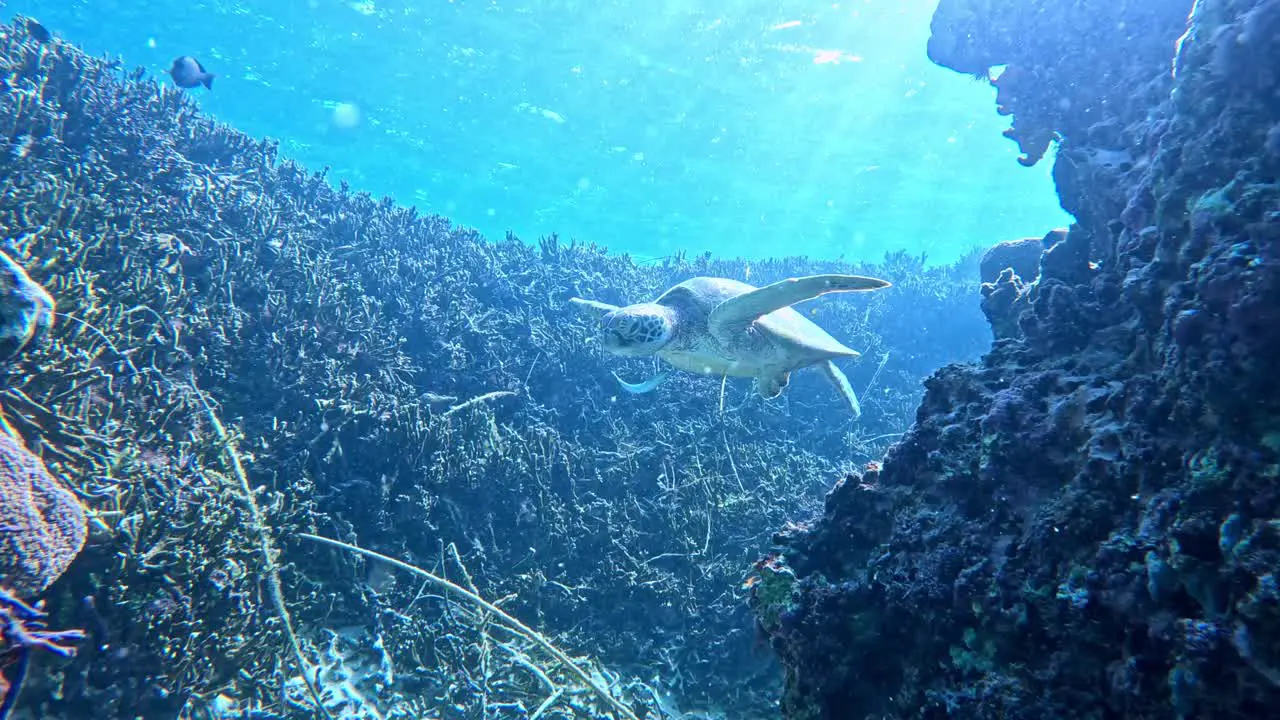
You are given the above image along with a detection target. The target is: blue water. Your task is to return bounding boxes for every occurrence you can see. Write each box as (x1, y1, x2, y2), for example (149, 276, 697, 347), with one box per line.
(11, 0, 1071, 263)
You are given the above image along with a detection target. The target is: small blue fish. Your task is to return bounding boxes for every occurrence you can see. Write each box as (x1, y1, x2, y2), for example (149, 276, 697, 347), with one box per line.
(612, 371, 668, 394)
(25, 19, 51, 44)
(168, 56, 215, 90)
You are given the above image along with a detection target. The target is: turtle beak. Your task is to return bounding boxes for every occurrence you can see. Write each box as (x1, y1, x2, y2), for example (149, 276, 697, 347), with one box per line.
(602, 330, 626, 352)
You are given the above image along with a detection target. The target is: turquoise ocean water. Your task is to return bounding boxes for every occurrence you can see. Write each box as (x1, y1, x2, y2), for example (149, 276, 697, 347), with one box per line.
(7, 0, 1071, 263)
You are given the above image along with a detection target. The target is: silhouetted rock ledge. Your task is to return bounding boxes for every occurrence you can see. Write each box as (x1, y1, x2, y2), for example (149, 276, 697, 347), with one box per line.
(748, 0, 1280, 717)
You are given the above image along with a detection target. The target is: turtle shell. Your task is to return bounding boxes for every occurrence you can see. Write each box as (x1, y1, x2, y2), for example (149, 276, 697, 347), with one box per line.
(654, 277, 858, 374)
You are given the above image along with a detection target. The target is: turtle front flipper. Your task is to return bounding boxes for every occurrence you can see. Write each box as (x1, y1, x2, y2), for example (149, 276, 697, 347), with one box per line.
(755, 371, 791, 399)
(568, 297, 622, 318)
(707, 274, 891, 333)
(820, 361, 862, 418)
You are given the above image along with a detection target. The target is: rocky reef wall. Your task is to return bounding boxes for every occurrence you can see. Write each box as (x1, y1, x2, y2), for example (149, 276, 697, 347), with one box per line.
(749, 0, 1280, 717)
(0, 17, 992, 720)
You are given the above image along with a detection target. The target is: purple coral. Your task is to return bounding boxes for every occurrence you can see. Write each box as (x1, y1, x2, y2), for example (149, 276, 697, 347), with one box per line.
(0, 432, 87, 598)
(0, 431, 87, 716)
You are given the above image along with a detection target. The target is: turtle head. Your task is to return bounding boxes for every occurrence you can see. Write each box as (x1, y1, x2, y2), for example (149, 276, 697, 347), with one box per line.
(600, 303, 675, 356)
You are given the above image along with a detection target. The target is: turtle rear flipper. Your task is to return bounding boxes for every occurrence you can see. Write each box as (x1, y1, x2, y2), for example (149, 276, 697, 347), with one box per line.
(707, 274, 891, 334)
(755, 371, 791, 399)
(820, 361, 862, 419)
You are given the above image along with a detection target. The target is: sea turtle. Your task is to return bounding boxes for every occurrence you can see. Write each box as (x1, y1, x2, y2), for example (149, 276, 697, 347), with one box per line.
(569, 274, 891, 416)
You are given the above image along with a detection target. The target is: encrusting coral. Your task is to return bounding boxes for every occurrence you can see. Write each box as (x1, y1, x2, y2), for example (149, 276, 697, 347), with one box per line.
(0, 431, 86, 599)
(749, 0, 1280, 717)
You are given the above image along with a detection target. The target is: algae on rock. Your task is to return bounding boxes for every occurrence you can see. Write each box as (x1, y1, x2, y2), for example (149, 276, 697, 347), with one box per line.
(752, 0, 1280, 717)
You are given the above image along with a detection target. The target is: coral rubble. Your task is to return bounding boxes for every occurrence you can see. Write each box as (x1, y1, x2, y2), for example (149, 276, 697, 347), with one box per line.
(752, 0, 1280, 717)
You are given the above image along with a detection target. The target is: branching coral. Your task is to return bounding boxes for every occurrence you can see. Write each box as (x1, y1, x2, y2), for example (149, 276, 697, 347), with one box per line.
(299, 533, 642, 720)
(0, 589, 86, 717)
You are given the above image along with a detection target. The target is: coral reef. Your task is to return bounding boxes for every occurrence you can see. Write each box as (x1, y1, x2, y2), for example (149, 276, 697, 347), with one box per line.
(751, 0, 1280, 717)
(978, 231, 1061, 286)
(978, 230, 1064, 341)
(0, 15, 991, 719)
